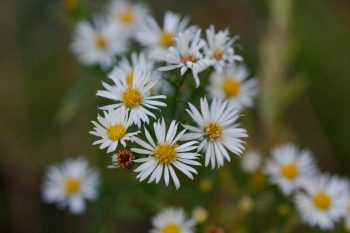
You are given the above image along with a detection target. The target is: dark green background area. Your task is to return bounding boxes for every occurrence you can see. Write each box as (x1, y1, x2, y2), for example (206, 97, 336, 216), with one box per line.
(0, 0, 349, 232)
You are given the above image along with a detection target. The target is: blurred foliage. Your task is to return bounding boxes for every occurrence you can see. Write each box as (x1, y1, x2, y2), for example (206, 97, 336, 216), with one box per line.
(0, 0, 350, 232)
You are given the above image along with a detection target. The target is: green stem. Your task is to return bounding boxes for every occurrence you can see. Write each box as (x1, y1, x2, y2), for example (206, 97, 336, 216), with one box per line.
(171, 75, 187, 119)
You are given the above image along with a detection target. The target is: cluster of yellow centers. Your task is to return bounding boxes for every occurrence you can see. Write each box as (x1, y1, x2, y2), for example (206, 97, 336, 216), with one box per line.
(65, 178, 81, 195)
(212, 48, 224, 61)
(107, 124, 126, 140)
(204, 122, 223, 141)
(95, 33, 108, 49)
(222, 78, 240, 97)
(119, 8, 134, 26)
(313, 192, 332, 210)
(162, 223, 180, 233)
(160, 31, 175, 48)
(154, 144, 177, 164)
(281, 163, 299, 180)
(122, 88, 143, 108)
(181, 54, 198, 64)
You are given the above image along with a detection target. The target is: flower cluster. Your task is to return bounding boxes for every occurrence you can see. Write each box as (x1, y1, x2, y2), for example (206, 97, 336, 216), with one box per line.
(72, 0, 258, 190)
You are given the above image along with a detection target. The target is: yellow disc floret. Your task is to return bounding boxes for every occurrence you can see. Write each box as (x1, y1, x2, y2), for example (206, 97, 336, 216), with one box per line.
(119, 8, 134, 26)
(222, 79, 240, 97)
(122, 88, 143, 108)
(313, 192, 332, 210)
(154, 144, 177, 164)
(160, 31, 175, 47)
(163, 223, 180, 233)
(281, 163, 299, 180)
(65, 178, 80, 195)
(95, 34, 108, 49)
(204, 122, 223, 141)
(107, 124, 126, 140)
(213, 48, 224, 60)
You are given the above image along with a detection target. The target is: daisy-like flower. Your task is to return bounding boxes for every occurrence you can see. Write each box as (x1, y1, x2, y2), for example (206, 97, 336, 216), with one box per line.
(89, 108, 139, 153)
(264, 144, 318, 195)
(108, 149, 134, 169)
(71, 16, 127, 69)
(132, 119, 201, 189)
(182, 97, 247, 169)
(97, 66, 167, 127)
(107, 0, 148, 36)
(150, 208, 195, 233)
(241, 150, 262, 174)
(159, 29, 211, 87)
(205, 25, 242, 72)
(295, 174, 350, 230)
(42, 157, 99, 214)
(136, 11, 194, 58)
(208, 64, 258, 110)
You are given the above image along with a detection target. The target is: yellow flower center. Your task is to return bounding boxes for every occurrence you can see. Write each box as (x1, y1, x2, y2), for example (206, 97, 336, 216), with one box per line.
(65, 178, 80, 194)
(122, 88, 143, 108)
(107, 124, 126, 140)
(95, 34, 108, 49)
(163, 223, 180, 233)
(181, 54, 198, 64)
(119, 8, 134, 26)
(281, 163, 299, 180)
(213, 48, 224, 60)
(63, 0, 79, 11)
(160, 31, 175, 47)
(126, 70, 134, 86)
(204, 123, 223, 141)
(154, 144, 177, 164)
(313, 192, 332, 210)
(222, 79, 240, 97)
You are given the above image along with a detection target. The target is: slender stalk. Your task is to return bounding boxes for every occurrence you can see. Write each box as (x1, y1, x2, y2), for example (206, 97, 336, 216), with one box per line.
(171, 75, 187, 119)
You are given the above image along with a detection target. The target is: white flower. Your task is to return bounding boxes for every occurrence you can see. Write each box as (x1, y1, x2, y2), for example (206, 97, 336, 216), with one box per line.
(136, 11, 194, 58)
(208, 64, 258, 110)
(241, 150, 262, 173)
(42, 157, 99, 214)
(159, 29, 212, 87)
(71, 17, 127, 69)
(97, 66, 167, 127)
(182, 97, 247, 169)
(205, 25, 242, 72)
(132, 119, 201, 189)
(150, 208, 195, 233)
(107, 0, 148, 36)
(264, 144, 318, 195)
(295, 174, 350, 230)
(89, 108, 139, 153)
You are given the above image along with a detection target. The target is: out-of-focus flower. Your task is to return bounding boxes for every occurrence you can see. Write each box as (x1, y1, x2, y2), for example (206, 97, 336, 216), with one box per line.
(71, 17, 127, 69)
(208, 64, 258, 110)
(192, 207, 208, 224)
(264, 144, 318, 195)
(241, 150, 262, 174)
(108, 149, 134, 169)
(238, 196, 254, 213)
(90, 108, 139, 153)
(133, 119, 201, 189)
(42, 157, 99, 214)
(63, 0, 79, 11)
(97, 67, 167, 127)
(204, 25, 242, 72)
(295, 174, 350, 230)
(182, 97, 247, 169)
(199, 178, 213, 193)
(159, 29, 211, 87)
(150, 208, 194, 233)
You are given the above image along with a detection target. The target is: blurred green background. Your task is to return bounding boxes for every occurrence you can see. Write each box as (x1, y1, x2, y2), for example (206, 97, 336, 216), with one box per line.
(0, 0, 350, 232)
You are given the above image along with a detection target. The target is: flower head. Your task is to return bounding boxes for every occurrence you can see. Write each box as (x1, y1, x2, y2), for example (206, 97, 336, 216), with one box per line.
(241, 150, 262, 174)
(132, 119, 201, 189)
(182, 97, 247, 169)
(42, 157, 99, 214)
(150, 208, 195, 233)
(108, 149, 135, 169)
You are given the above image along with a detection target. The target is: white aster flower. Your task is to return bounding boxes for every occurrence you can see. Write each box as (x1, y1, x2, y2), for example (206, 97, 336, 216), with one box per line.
(42, 157, 99, 214)
(264, 144, 318, 195)
(71, 16, 127, 69)
(107, 0, 148, 36)
(97, 66, 167, 127)
(89, 108, 139, 153)
(295, 174, 350, 230)
(159, 29, 211, 87)
(150, 208, 195, 233)
(136, 11, 194, 58)
(241, 150, 262, 174)
(132, 119, 201, 189)
(182, 97, 247, 169)
(205, 25, 242, 72)
(208, 64, 258, 110)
